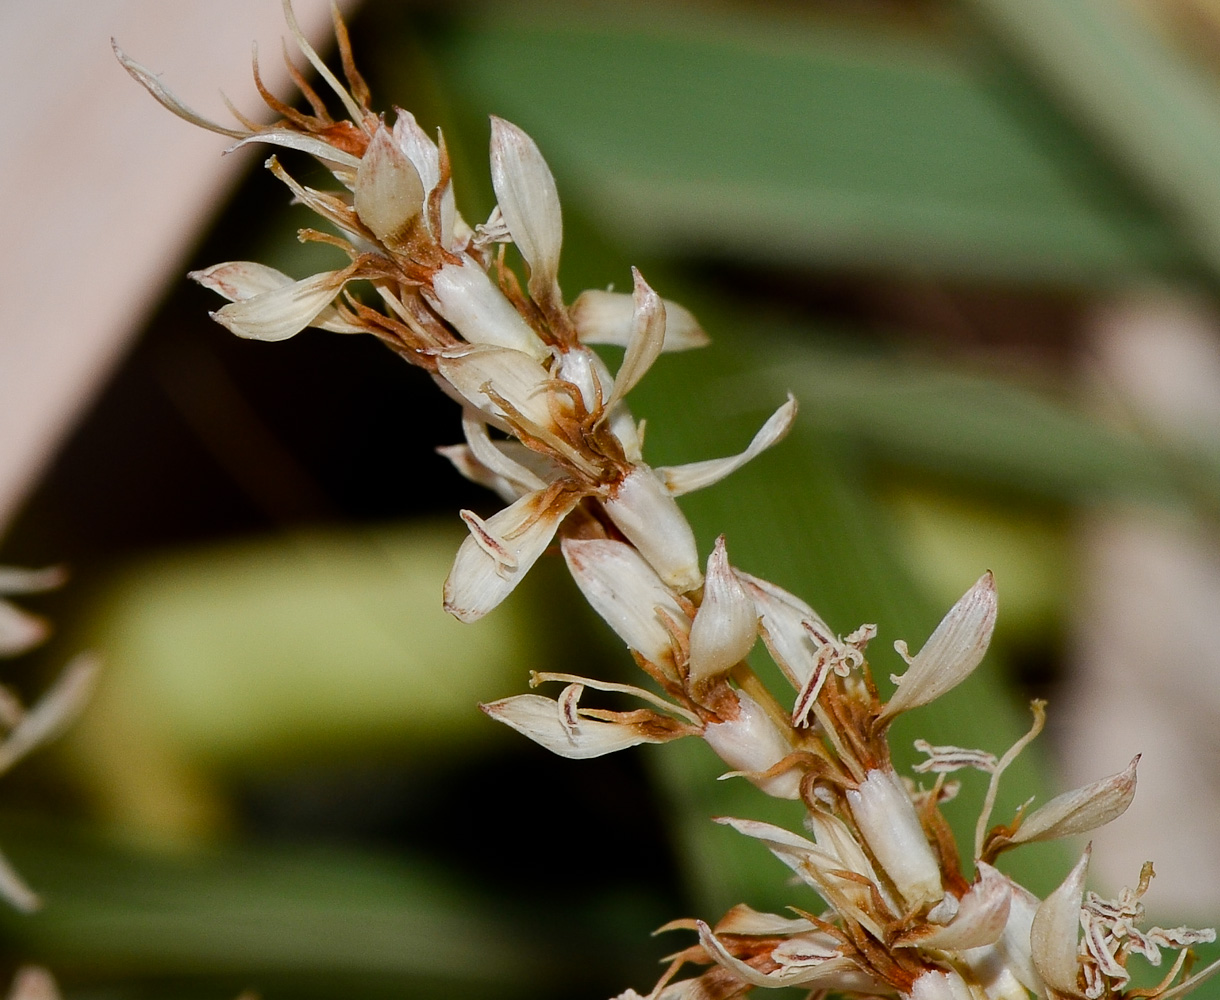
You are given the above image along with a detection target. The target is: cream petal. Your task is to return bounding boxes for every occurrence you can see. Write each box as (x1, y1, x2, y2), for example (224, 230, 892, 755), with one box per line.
(735, 571, 830, 689)
(561, 538, 689, 671)
(1009, 756, 1139, 846)
(443, 488, 579, 622)
(0, 655, 99, 774)
(210, 270, 348, 342)
(1031, 846, 1089, 998)
(703, 691, 799, 799)
(898, 864, 1010, 951)
(192, 261, 362, 334)
(354, 125, 425, 244)
(657, 395, 797, 497)
(436, 345, 557, 431)
(0, 601, 48, 658)
(602, 466, 701, 593)
(713, 903, 814, 937)
(603, 269, 666, 414)
(806, 809, 897, 912)
(571, 289, 710, 352)
(489, 117, 562, 304)
(480, 693, 682, 759)
(878, 571, 998, 724)
(687, 537, 757, 685)
(392, 109, 440, 193)
(427, 258, 548, 359)
(962, 868, 1044, 1000)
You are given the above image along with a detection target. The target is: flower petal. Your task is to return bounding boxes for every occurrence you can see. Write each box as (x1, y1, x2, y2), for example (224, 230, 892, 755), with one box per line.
(113, 41, 247, 139)
(897, 863, 1011, 951)
(226, 129, 361, 170)
(461, 411, 549, 494)
(1008, 756, 1138, 846)
(656, 395, 797, 497)
(392, 109, 440, 193)
(436, 345, 557, 430)
(443, 487, 579, 622)
(489, 117, 562, 305)
(427, 258, 548, 359)
(561, 538, 689, 674)
(713, 903, 814, 937)
(480, 693, 685, 759)
(602, 466, 701, 593)
(602, 268, 666, 414)
(210, 269, 349, 342)
(696, 921, 877, 992)
(878, 571, 997, 725)
(571, 289, 709, 352)
(1031, 846, 1089, 998)
(735, 571, 831, 689)
(192, 261, 363, 334)
(354, 125, 425, 245)
(687, 537, 757, 685)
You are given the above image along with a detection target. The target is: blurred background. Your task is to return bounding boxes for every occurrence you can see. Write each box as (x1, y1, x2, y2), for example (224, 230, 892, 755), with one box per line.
(5, 0, 1220, 997)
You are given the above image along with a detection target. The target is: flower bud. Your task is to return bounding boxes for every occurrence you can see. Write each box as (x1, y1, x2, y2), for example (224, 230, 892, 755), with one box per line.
(703, 690, 799, 799)
(602, 466, 701, 593)
(428, 258, 547, 359)
(354, 126, 425, 245)
(687, 537, 757, 685)
(846, 768, 943, 907)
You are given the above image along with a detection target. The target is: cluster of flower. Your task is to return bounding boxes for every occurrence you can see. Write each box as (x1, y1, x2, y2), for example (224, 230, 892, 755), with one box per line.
(119, 5, 1220, 999)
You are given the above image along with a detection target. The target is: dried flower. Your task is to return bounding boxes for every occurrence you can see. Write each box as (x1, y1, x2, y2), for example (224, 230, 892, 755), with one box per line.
(119, 8, 1220, 1000)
